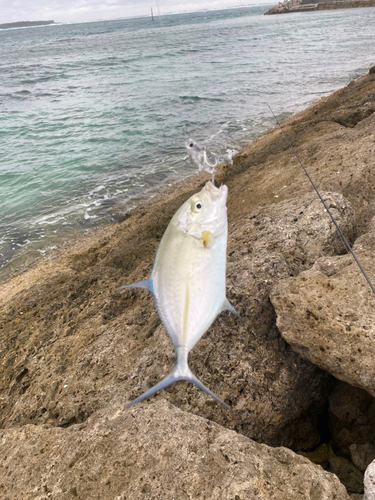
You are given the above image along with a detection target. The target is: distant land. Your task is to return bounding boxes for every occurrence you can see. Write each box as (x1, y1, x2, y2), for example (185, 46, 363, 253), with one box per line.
(0, 20, 55, 30)
(265, 0, 375, 14)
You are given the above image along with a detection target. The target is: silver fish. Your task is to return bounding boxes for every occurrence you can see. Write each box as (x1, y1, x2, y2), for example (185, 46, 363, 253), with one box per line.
(185, 138, 217, 175)
(119, 181, 240, 410)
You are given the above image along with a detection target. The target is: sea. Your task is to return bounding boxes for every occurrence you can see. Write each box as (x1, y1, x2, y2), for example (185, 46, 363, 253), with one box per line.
(1, 5, 375, 278)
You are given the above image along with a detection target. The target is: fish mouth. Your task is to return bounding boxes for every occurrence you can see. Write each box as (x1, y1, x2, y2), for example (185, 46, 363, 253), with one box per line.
(200, 182, 228, 238)
(204, 181, 228, 201)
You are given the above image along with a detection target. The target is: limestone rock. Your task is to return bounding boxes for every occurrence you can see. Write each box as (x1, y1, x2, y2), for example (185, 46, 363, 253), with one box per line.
(242, 191, 356, 276)
(2, 69, 375, 496)
(364, 460, 375, 500)
(0, 190, 353, 450)
(350, 444, 375, 473)
(328, 456, 364, 494)
(265, 0, 375, 15)
(328, 381, 375, 457)
(270, 218, 375, 398)
(0, 401, 350, 500)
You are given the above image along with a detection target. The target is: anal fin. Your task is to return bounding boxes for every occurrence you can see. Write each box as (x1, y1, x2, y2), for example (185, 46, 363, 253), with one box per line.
(118, 279, 152, 292)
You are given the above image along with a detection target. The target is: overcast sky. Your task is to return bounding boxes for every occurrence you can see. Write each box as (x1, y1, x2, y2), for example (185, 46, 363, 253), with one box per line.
(0, 0, 268, 24)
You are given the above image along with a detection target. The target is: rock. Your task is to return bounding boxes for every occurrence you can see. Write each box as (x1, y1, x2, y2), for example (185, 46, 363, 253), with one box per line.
(0, 401, 350, 499)
(265, 0, 375, 14)
(2, 68, 375, 495)
(350, 444, 375, 473)
(299, 443, 335, 467)
(244, 191, 356, 276)
(364, 460, 375, 500)
(329, 382, 373, 428)
(0, 190, 349, 450)
(351, 495, 364, 500)
(264, 0, 302, 14)
(328, 456, 364, 494)
(270, 218, 375, 398)
(328, 381, 375, 457)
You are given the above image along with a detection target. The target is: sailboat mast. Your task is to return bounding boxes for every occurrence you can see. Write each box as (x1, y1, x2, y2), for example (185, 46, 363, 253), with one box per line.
(151, 7, 154, 21)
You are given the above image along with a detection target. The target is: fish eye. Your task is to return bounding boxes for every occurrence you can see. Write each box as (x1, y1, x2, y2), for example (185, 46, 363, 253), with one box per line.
(195, 202, 202, 210)
(189, 143, 194, 147)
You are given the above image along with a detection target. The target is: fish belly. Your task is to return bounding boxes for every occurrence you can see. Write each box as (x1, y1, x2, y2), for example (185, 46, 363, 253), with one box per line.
(151, 224, 226, 352)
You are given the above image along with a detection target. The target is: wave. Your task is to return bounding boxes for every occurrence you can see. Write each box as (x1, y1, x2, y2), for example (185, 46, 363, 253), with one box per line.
(1, 6, 375, 276)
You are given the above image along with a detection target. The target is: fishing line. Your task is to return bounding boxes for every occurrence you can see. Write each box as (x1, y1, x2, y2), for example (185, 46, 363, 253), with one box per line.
(267, 104, 375, 296)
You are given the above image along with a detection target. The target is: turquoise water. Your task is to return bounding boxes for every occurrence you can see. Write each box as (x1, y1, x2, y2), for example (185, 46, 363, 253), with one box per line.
(1, 6, 375, 274)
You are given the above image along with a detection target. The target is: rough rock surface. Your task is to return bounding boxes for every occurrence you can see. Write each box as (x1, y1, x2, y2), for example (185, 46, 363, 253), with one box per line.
(327, 456, 364, 494)
(364, 460, 375, 500)
(351, 444, 375, 474)
(328, 382, 375, 461)
(1, 69, 375, 495)
(270, 218, 375, 398)
(0, 188, 354, 447)
(0, 401, 350, 500)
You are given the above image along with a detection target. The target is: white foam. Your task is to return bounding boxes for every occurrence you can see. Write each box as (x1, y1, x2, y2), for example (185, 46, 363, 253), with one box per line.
(89, 185, 106, 196)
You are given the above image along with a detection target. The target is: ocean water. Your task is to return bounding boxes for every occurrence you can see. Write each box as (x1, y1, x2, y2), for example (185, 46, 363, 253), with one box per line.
(1, 5, 375, 276)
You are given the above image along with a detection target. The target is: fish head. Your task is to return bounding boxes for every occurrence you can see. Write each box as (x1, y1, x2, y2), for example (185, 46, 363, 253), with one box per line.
(175, 181, 228, 240)
(185, 138, 205, 171)
(185, 138, 202, 155)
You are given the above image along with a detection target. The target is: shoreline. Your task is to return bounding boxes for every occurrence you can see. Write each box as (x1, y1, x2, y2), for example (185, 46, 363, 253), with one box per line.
(265, 0, 375, 14)
(1, 66, 374, 292)
(1, 67, 375, 496)
(0, 168, 199, 284)
(0, 74, 362, 286)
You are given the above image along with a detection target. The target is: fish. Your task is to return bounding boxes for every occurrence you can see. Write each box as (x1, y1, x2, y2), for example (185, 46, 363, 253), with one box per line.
(119, 181, 241, 410)
(185, 138, 217, 175)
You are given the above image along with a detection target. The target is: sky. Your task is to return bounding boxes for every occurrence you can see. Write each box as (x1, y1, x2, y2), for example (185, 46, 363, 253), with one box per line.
(0, 0, 268, 24)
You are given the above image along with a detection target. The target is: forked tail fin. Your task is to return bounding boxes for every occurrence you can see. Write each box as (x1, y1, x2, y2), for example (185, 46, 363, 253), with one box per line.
(188, 370, 231, 411)
(126, 362, 231, 411)
(125, 369, 180, 409)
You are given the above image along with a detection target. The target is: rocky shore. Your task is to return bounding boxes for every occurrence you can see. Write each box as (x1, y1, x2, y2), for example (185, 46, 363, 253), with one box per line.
(265, 0, 375, 15)
(1, 68, 375, 498)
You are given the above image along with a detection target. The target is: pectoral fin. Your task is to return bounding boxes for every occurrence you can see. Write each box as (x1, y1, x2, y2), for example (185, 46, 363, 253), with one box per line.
(118, 279, 152, 292)
(222, 298, 243, 321)
(202, 231, 215, 249)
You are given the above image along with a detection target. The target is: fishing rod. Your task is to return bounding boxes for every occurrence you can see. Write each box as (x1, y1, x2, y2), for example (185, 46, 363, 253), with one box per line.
(268, 104, 375, 296)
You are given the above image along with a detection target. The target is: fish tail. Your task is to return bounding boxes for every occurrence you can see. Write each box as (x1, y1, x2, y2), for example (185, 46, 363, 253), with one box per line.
(185, 370, 232, 411)
(125, 362, 232, 411)
(125, 369, 179, 409)
(175, 348, 231, 410)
